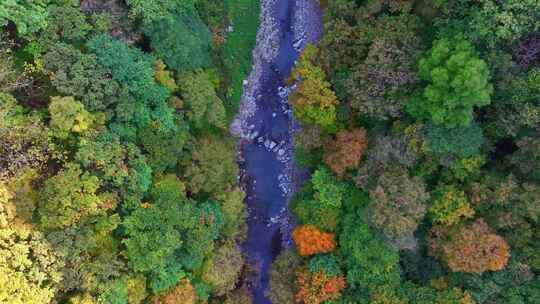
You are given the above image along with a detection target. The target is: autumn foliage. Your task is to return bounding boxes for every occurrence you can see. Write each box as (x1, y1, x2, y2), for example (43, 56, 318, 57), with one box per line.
(290, 44, 339, 131)
(292, 225, 336, 256)
(152, 279, 196, 304)
(435, 219, 510, 273)
(324, 128, 368, 176)
(295, 269, 346, 304)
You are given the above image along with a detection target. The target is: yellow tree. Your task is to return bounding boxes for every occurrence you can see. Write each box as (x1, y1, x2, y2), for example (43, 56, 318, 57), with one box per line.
(290, 44, 339, 132)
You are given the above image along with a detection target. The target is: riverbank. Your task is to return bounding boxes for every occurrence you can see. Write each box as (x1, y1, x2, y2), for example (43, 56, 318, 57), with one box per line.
(231, 0, 322, 303)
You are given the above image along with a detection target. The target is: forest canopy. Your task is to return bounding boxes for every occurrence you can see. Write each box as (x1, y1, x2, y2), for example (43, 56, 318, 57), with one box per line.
(1, 0, 540, 304)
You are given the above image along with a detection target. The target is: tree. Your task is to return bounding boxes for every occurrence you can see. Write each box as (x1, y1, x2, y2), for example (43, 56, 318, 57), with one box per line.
(339, 210, 401, 291)
(48, 96, 94, 139)
(182, 136, 238, 197)
(468, 0, 540, 46)
(431, 219, 510, 273)
(268, 250, 302, 304)
(178, 70, 227, 129)
(223, 286, 252, 304)
(369, 166, 428, 249)
(511, 135, 540, 181)
(201, 242, 243, 296)
(469, 174, 540, 271)
(429, 186, 474, 227)
(43, 43, 121, 112)
(87, 34, 175, 136)
(311, 166, 346, 208)
(0, 0, 50, 38)
(45, 215, 126, 298)
(152, 278, 197, 304)
(144, 13, 213, 72)
(75, 131, 152, 211)
(125, 0, 196, 25)
(0, 33, 32, 92)
(215, 187, 247, 240)
(516, 33, 540, 68)
(87, 34, 165, 103)
(38, 2, 93, 52)
(295, 269, 346, 304)
(309, 254, 342, 277)
(138, 117, 189, 173)
(407, 37, 493, 128)
(38, 163, 107, 230)
(290, 44, 339, 132)
(123, 175, 222, 292)
(292, 225, 336, 256)
(0, 204, 63, 304)
(323, 128, 368, 176)
(347, 15, 422, 120)
(291, 170, 348, 232)
(0, 93, 49, 181)
(425, 123, 484, 158)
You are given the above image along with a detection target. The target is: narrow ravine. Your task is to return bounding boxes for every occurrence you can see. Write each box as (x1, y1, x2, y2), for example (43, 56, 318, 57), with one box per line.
(231, 1, 322, 303)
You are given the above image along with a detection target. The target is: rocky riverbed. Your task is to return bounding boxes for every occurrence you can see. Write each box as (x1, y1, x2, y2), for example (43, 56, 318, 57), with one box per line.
(230, 0, 322, 303)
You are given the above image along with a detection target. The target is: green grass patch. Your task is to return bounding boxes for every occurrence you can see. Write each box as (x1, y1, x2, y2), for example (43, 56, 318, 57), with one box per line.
(222, 0, 260, 117)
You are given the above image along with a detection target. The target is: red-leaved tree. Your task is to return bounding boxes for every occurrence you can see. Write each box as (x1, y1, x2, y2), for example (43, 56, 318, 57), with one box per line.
(295, 269, 346, 304)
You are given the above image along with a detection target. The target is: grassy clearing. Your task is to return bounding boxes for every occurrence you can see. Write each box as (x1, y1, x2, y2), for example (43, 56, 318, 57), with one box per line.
(223, 0, 260, 117)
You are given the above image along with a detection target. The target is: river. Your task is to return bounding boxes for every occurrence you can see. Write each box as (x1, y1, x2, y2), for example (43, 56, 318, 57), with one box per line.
(231, 0, 322, 303)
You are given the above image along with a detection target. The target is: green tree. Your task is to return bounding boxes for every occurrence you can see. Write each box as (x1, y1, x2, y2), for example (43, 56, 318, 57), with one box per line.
(215, 187, 247, 240)
(87, 34, 175, 136)
(0, 0, 50, 38)
(38, 2, 93, 52)
(87, 34, 168, 104)
(43, 43, 121, 112)
(144, 13, 213, 72)
(75, 131, 152, 211)
(291, 168, 348, 232)
(45, 215, 125, 298)
(311, 166, 346, 208)
(309, 254, 342, 277)
(126, 0, 196, 24)
(290, 44, 339, 132)
(138, 117, 189, 173)
(123, 175, 222, 292)
(468, 0, 540, 46)
(178, 70, 227, 129)
(183, 136, 238, 197)
(339, 208, 401, 292)
(407, 37, 493, 128)
(425, 122, 485, 158)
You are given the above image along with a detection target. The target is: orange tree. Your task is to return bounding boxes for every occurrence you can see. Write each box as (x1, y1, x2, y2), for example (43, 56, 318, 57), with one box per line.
(292, 225, 336, 256)
(430, 219, 510, 273)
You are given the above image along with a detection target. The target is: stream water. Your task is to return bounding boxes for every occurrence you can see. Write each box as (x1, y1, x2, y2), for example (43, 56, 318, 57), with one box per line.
(234, 1, 322, 303)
